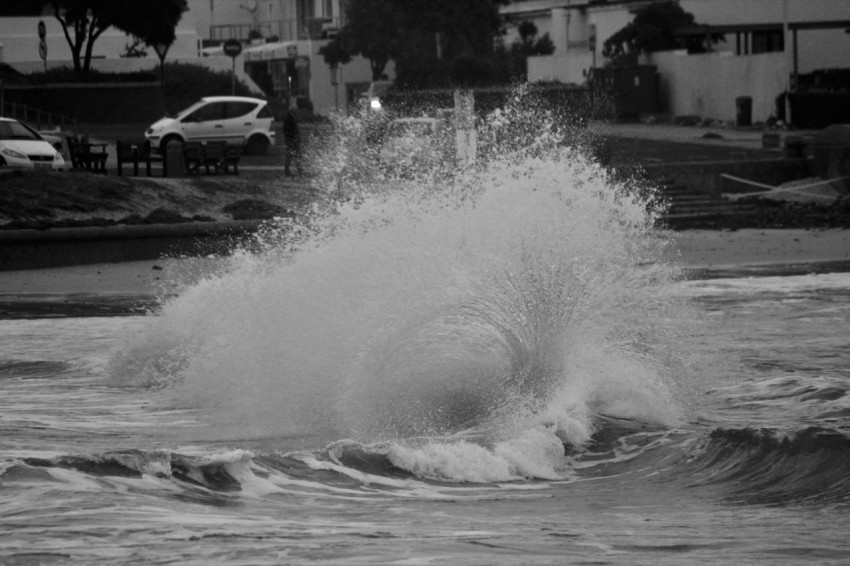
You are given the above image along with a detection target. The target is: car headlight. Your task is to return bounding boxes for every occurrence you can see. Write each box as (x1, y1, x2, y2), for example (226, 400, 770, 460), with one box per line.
(1, 148, 26, 159)
(54, 152, 63, 162)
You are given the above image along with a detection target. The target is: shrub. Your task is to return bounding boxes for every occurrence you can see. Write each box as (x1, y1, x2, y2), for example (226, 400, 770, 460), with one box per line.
(157, 62, 256, 114)
(25, 67, 158, 84)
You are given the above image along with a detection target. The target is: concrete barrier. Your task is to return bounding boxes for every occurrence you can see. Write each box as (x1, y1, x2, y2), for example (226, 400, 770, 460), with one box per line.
(0, 220, 263, 271)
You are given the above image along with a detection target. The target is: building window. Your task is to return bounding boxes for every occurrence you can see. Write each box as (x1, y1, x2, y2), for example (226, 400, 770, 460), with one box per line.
(297, 0, 314, 19)
(752, 30, 784, 54)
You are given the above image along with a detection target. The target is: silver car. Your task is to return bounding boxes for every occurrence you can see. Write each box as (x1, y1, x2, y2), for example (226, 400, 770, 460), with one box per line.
(145, 96, 276, 155)
(0, 118, 65, 170)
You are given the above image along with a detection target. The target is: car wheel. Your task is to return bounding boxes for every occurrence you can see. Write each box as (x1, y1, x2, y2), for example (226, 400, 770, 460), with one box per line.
(245, 134, 270, 156)
(159, 135, 182, 154)
(0, 156, 5, 167)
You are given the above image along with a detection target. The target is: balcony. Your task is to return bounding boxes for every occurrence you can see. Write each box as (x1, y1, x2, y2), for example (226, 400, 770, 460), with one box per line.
(209, 18, 340, 43)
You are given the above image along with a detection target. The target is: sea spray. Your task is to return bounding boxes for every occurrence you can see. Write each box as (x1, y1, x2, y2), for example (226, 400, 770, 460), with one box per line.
(110, 93, 695, 477)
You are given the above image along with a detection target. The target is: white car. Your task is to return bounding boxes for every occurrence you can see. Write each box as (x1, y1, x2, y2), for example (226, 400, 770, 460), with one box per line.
(145, 96, 276, 155)
(0, 117, 65, 170)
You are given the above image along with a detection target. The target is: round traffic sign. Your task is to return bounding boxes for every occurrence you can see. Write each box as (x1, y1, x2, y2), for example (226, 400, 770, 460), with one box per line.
(38, 39, 47, 60)
(223, 39, 242, 58)
(37, 20, 46, 39)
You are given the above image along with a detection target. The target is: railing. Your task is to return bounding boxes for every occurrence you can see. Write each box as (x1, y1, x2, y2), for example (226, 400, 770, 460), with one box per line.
(0, 98, 79, 131)
(210, 18, 340, 43)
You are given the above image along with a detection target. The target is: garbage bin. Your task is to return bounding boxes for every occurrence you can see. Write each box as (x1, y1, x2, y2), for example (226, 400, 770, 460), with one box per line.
(165, 141, 185, 177)
(736, 96, 752, 127)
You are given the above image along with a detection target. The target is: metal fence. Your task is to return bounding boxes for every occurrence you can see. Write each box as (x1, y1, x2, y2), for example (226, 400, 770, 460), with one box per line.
(0, 97, 78, 131)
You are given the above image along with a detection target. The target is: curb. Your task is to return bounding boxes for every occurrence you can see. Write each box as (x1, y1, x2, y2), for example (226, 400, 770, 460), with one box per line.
(0, 220, 264, 271)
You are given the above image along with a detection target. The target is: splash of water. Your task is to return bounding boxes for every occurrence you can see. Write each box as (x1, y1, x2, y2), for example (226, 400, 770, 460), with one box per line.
(110, 92, 693, 480)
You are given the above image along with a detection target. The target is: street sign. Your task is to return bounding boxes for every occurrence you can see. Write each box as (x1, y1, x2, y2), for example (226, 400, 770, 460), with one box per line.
(38, 40, 47, 61)
(37, 20, 46, 40)
(223, 39, 242, 58)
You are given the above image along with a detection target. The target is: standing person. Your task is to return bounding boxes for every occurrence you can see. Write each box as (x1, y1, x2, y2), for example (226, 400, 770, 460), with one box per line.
(283, 109, 302, 177)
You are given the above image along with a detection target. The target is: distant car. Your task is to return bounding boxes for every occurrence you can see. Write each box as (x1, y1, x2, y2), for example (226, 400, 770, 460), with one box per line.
(359, 80, 393, 111)
(0, 117, 66, 170)
(379, 117, 446, 170)
(145, 96, 276, 155)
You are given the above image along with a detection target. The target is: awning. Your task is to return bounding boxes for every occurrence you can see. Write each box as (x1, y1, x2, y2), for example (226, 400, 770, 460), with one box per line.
(243, 42, 298, 62)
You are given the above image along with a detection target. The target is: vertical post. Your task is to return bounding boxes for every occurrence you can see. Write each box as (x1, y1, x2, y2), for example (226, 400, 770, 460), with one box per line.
(152, 42, 171, 88)
(288, 75, 293, 109)
(331, 64, 339, 110)
(588, 24, 597, 71)
(222, 39, 243, 95)
(231, 56, 237, 95)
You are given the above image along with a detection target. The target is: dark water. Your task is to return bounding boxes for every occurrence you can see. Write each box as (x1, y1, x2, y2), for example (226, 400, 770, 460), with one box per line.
(2, 273, 850, 565)
(2, 99, 850, 564)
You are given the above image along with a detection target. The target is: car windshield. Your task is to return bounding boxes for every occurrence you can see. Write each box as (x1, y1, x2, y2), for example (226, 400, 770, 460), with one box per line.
(0, 121, 41, 141)
(176, 100, 208, 120)
(387, 122, 434, 138)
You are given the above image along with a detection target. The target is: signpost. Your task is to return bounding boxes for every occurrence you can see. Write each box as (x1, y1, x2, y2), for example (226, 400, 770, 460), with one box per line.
(223, 39, 242, 95)
(152, 42, 171, 87)
(37, 20, 47, 71)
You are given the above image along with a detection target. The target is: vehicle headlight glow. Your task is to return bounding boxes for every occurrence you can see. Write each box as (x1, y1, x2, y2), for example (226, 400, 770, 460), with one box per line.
(370, 98, 382, 110)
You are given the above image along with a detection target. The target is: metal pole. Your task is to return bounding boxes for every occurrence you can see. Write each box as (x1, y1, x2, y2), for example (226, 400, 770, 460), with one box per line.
(231, 57, 236, 95)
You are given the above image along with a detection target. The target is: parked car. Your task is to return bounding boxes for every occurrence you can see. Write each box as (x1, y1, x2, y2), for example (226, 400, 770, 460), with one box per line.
(0, 117, 65, 170)
(145, 96, 276, 155)
(379, 117, 448, 171)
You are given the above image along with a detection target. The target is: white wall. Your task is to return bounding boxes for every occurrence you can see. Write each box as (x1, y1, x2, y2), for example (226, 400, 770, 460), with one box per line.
(680, 0, 850, 73)
(651, 50, 788, 122)
(528, 53, 592, 85)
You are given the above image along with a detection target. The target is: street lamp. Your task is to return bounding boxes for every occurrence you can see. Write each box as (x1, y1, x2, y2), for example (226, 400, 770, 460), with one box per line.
(152, 42, 171, 86)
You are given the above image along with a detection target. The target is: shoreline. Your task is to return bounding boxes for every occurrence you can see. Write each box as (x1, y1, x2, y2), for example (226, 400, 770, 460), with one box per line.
(0, 229, 848, 298)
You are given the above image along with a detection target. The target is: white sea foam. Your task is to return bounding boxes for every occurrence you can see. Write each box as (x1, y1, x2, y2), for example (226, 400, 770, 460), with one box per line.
(110, 93, 694, 480)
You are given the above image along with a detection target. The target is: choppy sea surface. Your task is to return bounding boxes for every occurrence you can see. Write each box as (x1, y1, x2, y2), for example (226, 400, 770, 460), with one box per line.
(3, 97, 850, 564)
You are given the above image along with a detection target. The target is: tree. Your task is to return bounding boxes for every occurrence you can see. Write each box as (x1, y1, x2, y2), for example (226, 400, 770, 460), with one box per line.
(39, 0, 187, 73)
(319, 36, 352, 69)
(326, 0, 508, 86)
(396, 0, 507, 61)
(322, 0, 402, 81)
(500, 20, 555, 81)
(393, 0, 508, 88)
(602, 1, 722, 63)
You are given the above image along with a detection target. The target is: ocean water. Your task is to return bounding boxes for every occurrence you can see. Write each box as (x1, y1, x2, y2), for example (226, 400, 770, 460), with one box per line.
(2, 99, 850, 565)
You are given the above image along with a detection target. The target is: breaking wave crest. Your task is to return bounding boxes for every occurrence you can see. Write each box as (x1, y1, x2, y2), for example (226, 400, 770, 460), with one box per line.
(109, 91, 696, 481)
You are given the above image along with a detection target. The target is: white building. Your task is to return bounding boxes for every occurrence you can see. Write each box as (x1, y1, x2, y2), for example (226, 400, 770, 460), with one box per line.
(0, 0, 383, 116)
(501, 0, 850, 124)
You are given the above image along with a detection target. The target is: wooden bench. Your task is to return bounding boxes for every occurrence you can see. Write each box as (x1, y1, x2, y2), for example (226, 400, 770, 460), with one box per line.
(116, 140, 165, 176)
(183, 141, 240, 175)
(68, 135, 108, 173)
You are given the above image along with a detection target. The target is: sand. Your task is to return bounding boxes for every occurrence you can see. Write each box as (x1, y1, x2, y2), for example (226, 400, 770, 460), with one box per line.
(0, 229, 848, 296)
(670, 229, 850, 269)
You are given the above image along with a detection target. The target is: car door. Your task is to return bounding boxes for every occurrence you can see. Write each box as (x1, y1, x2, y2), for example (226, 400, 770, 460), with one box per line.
(222, 101, 260, 146)
(181, 101, 227, 143)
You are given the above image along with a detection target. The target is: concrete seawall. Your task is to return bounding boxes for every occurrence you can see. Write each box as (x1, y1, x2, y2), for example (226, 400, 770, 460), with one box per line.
(642, 158, 810, 197)
(0, 220, 263, 271)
